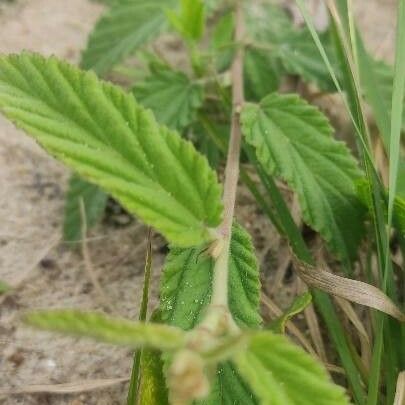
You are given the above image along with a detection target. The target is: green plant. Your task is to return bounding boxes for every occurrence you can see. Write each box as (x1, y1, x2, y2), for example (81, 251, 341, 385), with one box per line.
(0, 0, 404, 404)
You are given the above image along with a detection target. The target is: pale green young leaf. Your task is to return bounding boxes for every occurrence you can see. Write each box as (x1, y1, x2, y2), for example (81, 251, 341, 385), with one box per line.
(133, 64, 204, 131)
(234, 331, 349, 405)
(0, 53, 223, 247)
(63, 174, 108, 242)
(241, 93, 365, 264)
(138, 349, 169, 405)
(166, 0, 205, 42)
(81, 0, 174, 75)
(160, 223, 261, 404)
(25, 310, 186, 351)
(269, 291, 312, 333)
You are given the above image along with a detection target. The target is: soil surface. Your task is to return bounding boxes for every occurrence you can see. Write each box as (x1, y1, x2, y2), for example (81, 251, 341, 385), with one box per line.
(0, 0, 397, 404)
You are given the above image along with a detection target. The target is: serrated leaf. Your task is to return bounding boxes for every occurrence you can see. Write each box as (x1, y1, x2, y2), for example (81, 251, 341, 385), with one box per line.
(210, 11, 235, 72)
(234, 331, 349, 405)
(138, 349, 169, 405)
(244, 48, 282, 101)
(269, 292, 312, 333)
(241, 93, 364, 264)
(63, 174, 108, 242)
(160, 223, 261, 404)
(133, 64, 204, 131)
(245, 3, 336, 91)
(25, 310, 186, 351)
(81, 0, 174, 75)
(166, 0, 205, 41)
(0, 53, 223, 247)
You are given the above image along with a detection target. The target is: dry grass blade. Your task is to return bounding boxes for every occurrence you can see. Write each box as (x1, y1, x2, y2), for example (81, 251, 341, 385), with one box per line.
(297, 279, 327, 362)
(79, 198, 115, 313)
(0, 377, 129, 395)
(292, 255, 405, 322)
(394, 372, 405, 405)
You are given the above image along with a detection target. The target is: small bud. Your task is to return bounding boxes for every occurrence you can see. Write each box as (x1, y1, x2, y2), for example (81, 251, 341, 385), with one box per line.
(168, 349, 210, 405)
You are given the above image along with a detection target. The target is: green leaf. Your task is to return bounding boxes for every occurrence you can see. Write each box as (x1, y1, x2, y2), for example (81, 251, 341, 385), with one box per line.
(269, 292, 312, 333)
(166, 0, 205, 42)
(0, 53, 223, 247)
(244, 48, 282, 101)
(210, 11, 235, 72)
(133, 64, 204, 131)
(0, 281, 11, 295)
(161, 223, 261, 329)
(160, 223, 261, 404)
(138, 349, 169, 405)
(245, 3, 336, 91)
(63, 174, 108, 242)
(234, 331, 349, 405)
(25, 310, 186, 351)
(241, 93, 364, 264)
(81, 0, 174, 75)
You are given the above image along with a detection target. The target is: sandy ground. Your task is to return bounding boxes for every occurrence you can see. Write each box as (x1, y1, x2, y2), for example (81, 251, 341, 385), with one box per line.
(0, 0, 397, 404)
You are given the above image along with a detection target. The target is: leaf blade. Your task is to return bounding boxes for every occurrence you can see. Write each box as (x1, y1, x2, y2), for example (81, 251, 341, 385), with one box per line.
(160, 223, 261, 404)
(241, 93, 364, 264)
(234, 331, 350, 405)
(0, 53, 223, 247)
(133, 64, 203, 131)
(25, 310, 186, 351)
(81, 0, 174, 75)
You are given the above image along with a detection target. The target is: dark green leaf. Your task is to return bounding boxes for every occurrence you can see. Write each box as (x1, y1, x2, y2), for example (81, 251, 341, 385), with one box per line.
(160, 223, 261, 404)
(133, 64, 203, 131)
(242, 93, 365, 264)
(81, 0, 174, 75)
(244, 48, 282, 101)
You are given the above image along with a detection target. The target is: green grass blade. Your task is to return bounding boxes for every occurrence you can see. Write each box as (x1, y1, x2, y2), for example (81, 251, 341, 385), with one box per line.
(127, 229, 153, 405)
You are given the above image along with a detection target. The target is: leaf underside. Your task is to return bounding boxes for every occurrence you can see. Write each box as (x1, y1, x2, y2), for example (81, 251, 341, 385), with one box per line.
(81, 0, 174, 75)
(242, 93, 365, 264)
(25, 310, 185, 351)
(235, 332, 349, 405)
(160, 223, 261, 404)
(63, 174, 108, 242)
(0, 53, 223, 247)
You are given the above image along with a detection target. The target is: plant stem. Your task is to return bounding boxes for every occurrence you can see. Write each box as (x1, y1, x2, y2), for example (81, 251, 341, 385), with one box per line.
(208, 0, 245, 320)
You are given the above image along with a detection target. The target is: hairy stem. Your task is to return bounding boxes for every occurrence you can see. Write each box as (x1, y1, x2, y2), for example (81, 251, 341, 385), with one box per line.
(209, 1, 245, 318)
